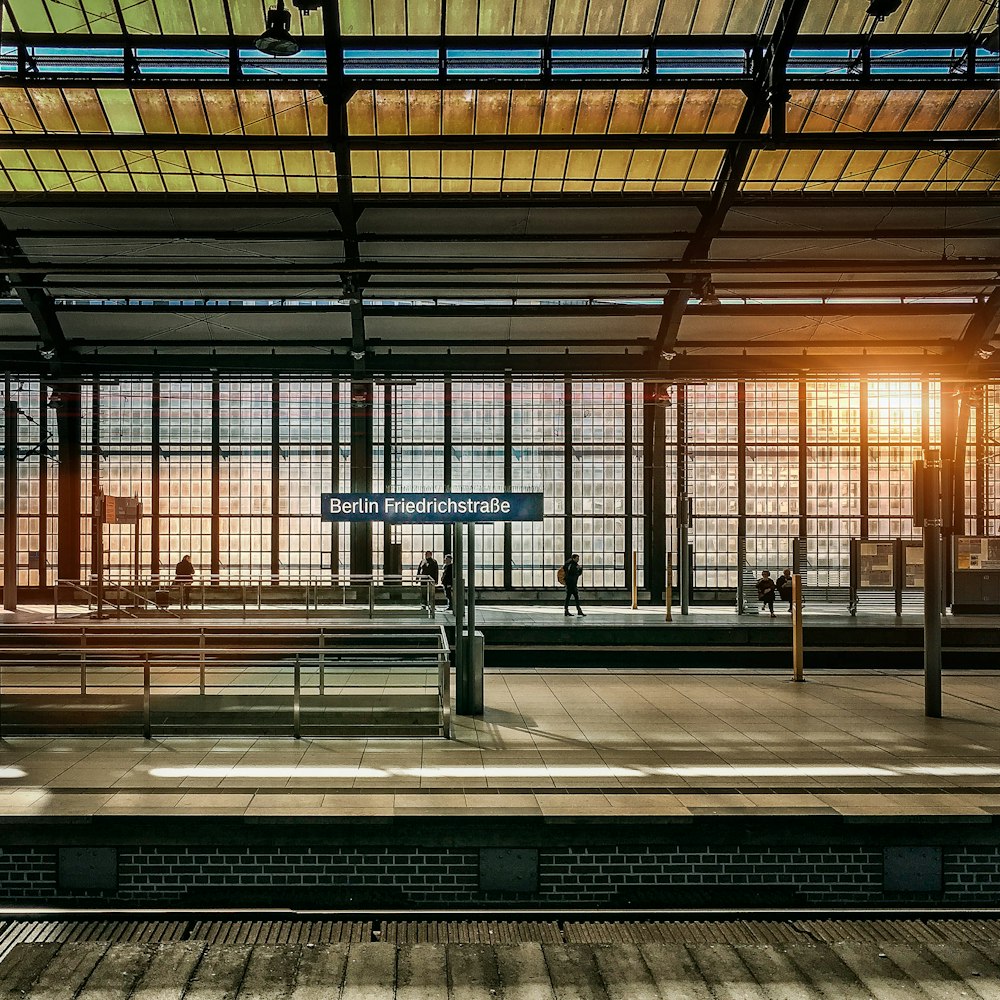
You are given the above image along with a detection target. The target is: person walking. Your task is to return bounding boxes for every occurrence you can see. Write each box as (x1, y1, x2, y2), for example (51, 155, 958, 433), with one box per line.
(562, 553, 585, 617)
(441, 554, 454, 611)
(417, 550, 439, 609)
(776, 568, 794, 612)
(174, 554, 195, 610)
(756, 569, 776, 617)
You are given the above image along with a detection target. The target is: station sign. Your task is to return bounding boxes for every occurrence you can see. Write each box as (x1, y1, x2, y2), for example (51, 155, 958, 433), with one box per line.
(321, 492, 543, 523)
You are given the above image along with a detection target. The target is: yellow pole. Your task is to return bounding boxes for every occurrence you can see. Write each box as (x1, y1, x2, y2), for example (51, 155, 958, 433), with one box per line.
(665, 551, 673, 622)
(792, 572, 804, 681)
(631, 550, 638, 610)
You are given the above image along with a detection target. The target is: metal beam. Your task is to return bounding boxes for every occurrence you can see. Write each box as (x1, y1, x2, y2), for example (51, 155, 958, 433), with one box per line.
(954, 290, 1000, 362)
(7, 227, 1000, 243)
(0, 350, 991, 379)
(3, 30, 989, 91)
(0, 191, 995, 210)
(2, 131, 995, 152)
(5, 257, 997, 276)
(40, 302, 978, 317)
(0, 220, 73, 358)
(651, 0, 809, 367)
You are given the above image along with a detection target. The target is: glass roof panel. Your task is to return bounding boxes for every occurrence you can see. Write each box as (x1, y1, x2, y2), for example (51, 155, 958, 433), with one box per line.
(743, 148, 1000, 193)
(0, 147, 337, 192)
(6, 0, 987, 37)
(349, 146, 723, 192)
(786, 90, 1000, 135)
(5, 0, 324, 35)
(0, 88, 326, 137)
(801, 0, 982, 34)
(345, 88, 747, 137)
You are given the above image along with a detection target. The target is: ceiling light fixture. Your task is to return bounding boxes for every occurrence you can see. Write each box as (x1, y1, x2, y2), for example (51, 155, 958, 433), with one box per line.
(866, 0, 901, 20)
(255, 0, 301, 56)
(976, 347, 994, 361)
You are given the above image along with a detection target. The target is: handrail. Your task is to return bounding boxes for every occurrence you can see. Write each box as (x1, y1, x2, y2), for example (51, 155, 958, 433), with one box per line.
(55, 580, 139, 620)
(55, 579, 182, 621)
(0, 638, 452, 738)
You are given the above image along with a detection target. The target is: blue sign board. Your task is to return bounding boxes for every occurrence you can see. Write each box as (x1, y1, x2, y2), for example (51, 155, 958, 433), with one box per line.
(321, 492, 544, 523)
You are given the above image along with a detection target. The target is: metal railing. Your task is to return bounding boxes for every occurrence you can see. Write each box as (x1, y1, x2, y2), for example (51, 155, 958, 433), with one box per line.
(0, 625, 451, 739)
(54, 575, 445, 621)
(52, 579, 178, 621)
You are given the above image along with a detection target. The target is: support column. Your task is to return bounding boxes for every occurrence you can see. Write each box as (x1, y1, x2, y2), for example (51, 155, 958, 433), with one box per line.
(939, 382, 960, 608)
(624, 381, 633, 597)
(330, 379, 340, 579)
(859, 380, 869, 541)
(349, 380, 373, 581)
(382, 382, 392, 576)
(271, 376, 280, 585)
(4, 388, 17, 610)
(922, 450, 943, 718)
(443, 377, 453, 556)
(976, 385, 986, 536)
(90, 380, 100, 585)
(37, 381, 48, 589)
(676, 383, 689, 613)
(150, 377, 161, 582)
(210, 373, 221, 585)
(503, 375, 513, 590)
(563, 378, 573, 559)
(643, 383, 667, 602)
(55, 382, 82, 584)
(798, 379, 808, 543)
(737, 381, 747, 612)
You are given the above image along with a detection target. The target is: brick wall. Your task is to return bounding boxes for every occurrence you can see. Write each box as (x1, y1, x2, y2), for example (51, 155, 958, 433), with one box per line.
(538, 845, 884, 904)
(3, 842, 1000, 906)
(944, 847, 1000, 900)
(0, 848, 58, 898)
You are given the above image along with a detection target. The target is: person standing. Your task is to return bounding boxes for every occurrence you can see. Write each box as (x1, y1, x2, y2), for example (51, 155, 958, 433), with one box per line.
(776, 568, 794, 612)
(174, 554, 195, 610)
(441, 554, 454, 611)
(756, 569, 776, 617)
(417, 550, 439, 609)
(562, 553, 585, 617)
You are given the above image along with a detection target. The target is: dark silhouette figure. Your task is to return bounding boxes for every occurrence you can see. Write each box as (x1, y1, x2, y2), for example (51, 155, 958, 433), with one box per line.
(417, 551, 439, 609)
(563, 553, 585, 617)
(776, 568, 794, 612)
(441, 554, 454, 611)
(174, 555, 195, 610)
(756, 569, 776, 617)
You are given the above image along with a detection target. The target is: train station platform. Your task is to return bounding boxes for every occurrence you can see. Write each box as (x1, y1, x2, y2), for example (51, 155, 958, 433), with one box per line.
(1, 659, 1000, 909)
(7, 601, 1000, 669)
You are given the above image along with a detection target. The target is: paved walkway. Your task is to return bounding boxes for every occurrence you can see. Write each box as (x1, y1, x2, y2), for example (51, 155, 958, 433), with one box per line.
(2, 669, 999, 819)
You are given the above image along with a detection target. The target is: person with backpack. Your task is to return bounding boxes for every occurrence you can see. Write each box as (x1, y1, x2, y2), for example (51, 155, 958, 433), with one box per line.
(561, 553, 585, 617)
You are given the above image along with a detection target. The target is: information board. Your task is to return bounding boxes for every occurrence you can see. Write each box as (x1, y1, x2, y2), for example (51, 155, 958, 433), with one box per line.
(904, 543, 924, 589)
(956, 537, 1000, 571)
(104, 495, 139, 525)
(858, 541, 894, 589)
(321, 492, 544, 524)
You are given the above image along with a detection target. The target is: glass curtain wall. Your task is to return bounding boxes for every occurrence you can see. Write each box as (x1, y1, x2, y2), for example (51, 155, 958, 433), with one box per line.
(6, 374, 996, 593)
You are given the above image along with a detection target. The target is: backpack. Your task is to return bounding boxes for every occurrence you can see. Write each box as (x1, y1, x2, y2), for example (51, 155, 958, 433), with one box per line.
(557, 566, 566, 585)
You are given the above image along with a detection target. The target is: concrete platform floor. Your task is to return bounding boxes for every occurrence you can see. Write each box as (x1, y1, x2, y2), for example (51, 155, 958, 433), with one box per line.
(2, 668, 1000, 820)
(3, 602, 960, 627)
